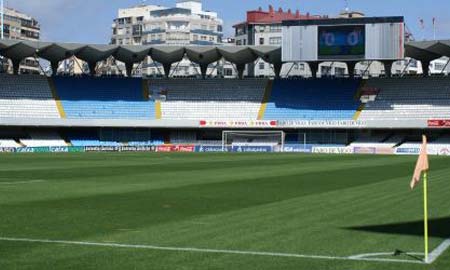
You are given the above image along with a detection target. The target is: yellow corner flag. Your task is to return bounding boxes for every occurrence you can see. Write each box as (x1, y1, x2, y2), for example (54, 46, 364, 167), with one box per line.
(410, 135, 430, 263)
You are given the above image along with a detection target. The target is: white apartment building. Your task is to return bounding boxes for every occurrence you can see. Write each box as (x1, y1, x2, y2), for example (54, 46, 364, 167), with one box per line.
(110, 0, 228, 77)
(0, 7, 41, 74)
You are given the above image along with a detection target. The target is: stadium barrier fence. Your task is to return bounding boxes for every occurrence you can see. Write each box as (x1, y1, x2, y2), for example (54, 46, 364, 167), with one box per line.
(0, 145, 449, 156)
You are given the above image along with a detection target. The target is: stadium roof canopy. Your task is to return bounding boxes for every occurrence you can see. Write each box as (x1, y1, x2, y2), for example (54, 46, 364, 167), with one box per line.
(0, 39, 282, 77)
(0, 39, 449, 77)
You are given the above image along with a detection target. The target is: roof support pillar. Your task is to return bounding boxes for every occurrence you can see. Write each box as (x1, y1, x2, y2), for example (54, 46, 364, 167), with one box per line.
(383, 61, 394, 77)
(347, 61, 357, 78)
(51, 61, 59, 76)
(421, 60, 431, 76)
(88, 62, 97, 76)
(125, 62, 133, 77)
(163, 64, 171, 78)
(236, 64, 245, 79)
(12, 59, 20, 75)
(308, 62, 319, 78)
(200, 64, 208, 79)
(274, 63, 283, 78)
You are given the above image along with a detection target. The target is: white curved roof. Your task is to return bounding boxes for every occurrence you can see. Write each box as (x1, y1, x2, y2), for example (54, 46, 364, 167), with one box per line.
(0, 39, 282, 67)
(1, 39, 449, 68)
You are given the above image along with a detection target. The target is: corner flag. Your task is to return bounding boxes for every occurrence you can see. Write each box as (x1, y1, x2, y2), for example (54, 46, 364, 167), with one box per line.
(410, 135, 430, 263)
(410, 135, 429, 190)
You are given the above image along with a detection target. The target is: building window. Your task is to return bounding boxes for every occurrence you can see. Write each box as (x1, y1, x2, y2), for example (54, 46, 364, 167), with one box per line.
(269, 37, 282, 45)
(224, 68, 233, 76)
(335, 67, 346, 77)
(270, 25, 282, 32)
(321, 66, 332, 76)
(259, 38, 264, 45)
(259, 63, 265, 70)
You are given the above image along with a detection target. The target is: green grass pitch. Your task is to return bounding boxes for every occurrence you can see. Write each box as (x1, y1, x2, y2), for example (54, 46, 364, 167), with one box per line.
(0, 152, 449, 270)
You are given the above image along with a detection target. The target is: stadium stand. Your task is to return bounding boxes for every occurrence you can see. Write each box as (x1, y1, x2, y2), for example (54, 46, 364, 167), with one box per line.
(359, 77, 450, 120)
(20, 131, 67, 147)
(264, 79, 362, 120)
(53, 76, 155, 119)
(65, 130, 119, 147)
(0, 75, 449, 149)
(0, 74, 60, 119)
(169, 130, 197, 144)
(0, 139, 21, 148)
(149, 79, 267, 120)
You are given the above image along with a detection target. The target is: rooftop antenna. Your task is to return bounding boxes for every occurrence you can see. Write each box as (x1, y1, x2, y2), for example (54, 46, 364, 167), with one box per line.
(344, 0, 350, 12)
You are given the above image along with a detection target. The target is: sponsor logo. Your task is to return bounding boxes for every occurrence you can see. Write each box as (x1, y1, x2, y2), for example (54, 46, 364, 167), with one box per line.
(15, 147, 35, 153)
(0, 147, 15, 153)
(278, 120, 367, 128)
(312, 147, 354, 154)
(283, 145, 312, 153)
(199, 120, 277, 128)
(439, 147, 450, 156)
(428, 119, 450, 128)
(50, 147, 69, 153)
(156, 145, 195, 152)
(196, 145, 224, 152)
(85, 146, 118, 152)
(395, 148, 420, 155)
(353, 147, 376, 154)
(375, 147, 395, 155)
(231, 146, 273, 152)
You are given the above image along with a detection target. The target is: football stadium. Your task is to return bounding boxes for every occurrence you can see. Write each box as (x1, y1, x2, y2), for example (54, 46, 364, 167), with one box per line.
(0, 1, 450, 270)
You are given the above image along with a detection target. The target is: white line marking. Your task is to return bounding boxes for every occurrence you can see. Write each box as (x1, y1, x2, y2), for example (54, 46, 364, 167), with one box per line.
(349, 252, 423, 259)
(0, 180, 45, 185)
(428, 238, 450, 264)
(0, 237, 424, 264)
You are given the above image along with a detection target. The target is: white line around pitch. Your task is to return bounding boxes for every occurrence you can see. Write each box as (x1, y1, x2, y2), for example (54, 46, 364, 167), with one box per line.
(0, 180, 45, 185)
(0, 237, 424, 264)
(427, 238, 450, 264)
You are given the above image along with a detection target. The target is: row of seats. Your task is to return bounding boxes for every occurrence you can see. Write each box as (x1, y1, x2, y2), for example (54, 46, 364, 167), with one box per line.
(1, 75, 450, 122)
(0, 74, 60, 118)
(149, 79, 267, 120)
(54, 77, 155, 119)
(360, 77, 450, 120)
(264, 79, 362, 120)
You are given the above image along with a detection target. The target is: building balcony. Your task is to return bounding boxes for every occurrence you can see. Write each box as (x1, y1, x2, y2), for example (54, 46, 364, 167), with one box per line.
(190, 40, 215, 46)
(143, 40, 165, 45)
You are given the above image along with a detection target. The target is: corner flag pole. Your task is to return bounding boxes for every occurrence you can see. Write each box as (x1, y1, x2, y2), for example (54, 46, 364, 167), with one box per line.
(423, 171, 429, 263)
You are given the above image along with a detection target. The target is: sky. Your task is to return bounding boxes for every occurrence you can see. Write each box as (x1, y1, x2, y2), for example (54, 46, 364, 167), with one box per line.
(4, 0, 450, 43)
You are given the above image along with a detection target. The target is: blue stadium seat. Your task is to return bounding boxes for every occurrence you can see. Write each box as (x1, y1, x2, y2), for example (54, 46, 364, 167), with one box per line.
(264, 79, 361, 120)
(53, 77, 155, 119)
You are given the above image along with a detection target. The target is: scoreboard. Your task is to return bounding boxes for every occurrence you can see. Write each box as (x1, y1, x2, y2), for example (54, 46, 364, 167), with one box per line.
(282, 17, 404, 62)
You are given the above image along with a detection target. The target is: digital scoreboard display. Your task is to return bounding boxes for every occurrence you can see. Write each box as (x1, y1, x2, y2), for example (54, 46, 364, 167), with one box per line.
(318, 25, 365, 60)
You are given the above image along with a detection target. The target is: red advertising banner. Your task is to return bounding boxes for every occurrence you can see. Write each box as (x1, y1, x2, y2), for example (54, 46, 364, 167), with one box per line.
(428, 119, 450, 128)
(156, 145, 195, 152)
